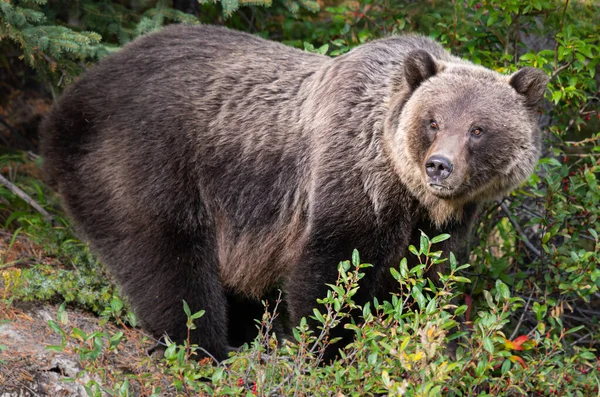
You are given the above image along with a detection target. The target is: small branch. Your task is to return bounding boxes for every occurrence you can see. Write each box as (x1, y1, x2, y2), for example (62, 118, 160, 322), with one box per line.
(197, 346, 223, 366)
(0, 115, 17, 146)
(564, 128, 600, 146)
(499, 201, 542, 258)
(553, 0, 570, 70)
(238, 7, 257, 33)
(476, 19, 505, 47)
(0, 174, 54, 223)
(549, 60, 573, 81)
(40, 52, 68, 78)
(512, 10, 521, 64)
(510, 289, 535, 340)
(563, 99, 595, 135)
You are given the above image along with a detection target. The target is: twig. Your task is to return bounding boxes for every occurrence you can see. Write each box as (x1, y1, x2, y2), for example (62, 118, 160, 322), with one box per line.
(197, 346, 223, 366)
(41, 53, 68, 79)
(562, 313, 594, 323)
(571, 331, 596, 346)
(573, 307, 600, 317)
(26, 151, 40, 162)
(553, 0, 570, 70)
(15, 382, 41, 397)
(510, 289, 535, 340)
(0, 174, 54, 223)
(564, 127, 600, 146)
(512, 10, 521, 64)
(549, 60, 573, 81)
(499, 201, 541, 257)
(563, 99, 595, 135)
(0, 115, 20, 146)
(238, 7, 257, 33)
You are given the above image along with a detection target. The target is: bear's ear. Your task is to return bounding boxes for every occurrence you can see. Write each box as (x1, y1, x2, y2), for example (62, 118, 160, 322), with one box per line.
(400, 49, 440, 91)
(509, 67, 549, 108)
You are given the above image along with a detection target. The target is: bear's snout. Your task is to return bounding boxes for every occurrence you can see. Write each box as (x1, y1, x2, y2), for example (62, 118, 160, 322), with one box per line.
(425, 155, 453, 180)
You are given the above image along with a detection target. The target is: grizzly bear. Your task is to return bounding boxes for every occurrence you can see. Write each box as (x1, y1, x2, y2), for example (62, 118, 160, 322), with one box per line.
(40, 24, 548, 361)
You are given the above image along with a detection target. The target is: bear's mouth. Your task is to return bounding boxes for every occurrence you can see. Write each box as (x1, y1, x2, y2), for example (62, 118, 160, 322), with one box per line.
(427, 182, 459, 198)
(429, 183, 451, 190)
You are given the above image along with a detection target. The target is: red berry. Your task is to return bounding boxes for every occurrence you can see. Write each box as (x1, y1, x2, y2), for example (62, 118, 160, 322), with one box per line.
(237, 378, 244, 387)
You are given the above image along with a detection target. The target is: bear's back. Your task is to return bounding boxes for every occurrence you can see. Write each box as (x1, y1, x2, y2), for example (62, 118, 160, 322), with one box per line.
(39, 25, 331, 297)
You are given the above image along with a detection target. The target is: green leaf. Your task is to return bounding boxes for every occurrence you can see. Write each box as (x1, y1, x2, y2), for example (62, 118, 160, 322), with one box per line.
(411, 285, 426, 310)
(419, 232, 429, 254)
(47, 320, 65, 337)
(426, 297, 437, 315)
(579, 351, 596, 360)
(487, 12, 498, 26)
(565, 325, 585, 335)
(400, 257, 408, 278)
(408, 245, 419, 256)
(312, 308, 325, 324)
(109, 331, 124, 349)
(46, 345, 66, 352)
(454, 305, 468, 316)
(72, 328, 87, 341)
(182, 300, 191, 318)
(352, 249, 360, 267)
(496, 280, 510, 300)
(520, 52, 536, 61)
(542, 232, 551, 244)
(390, 267, 401, 281)
(212, 367, 224, 383)
(483, 290, 495, 309)
(57, 302, 68, 325)
(449, 252, 457, 271)
(431, 234, 451, 244)
(501, 359, 512, 375)
(363, 302, 371, 318)
(483, 337, 494, 354)
(110, 298, 123, 313)
(190, 310, 205, 320)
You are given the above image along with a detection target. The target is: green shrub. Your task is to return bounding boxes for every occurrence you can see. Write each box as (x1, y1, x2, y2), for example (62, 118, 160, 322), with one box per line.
(42, 236, 599, 396)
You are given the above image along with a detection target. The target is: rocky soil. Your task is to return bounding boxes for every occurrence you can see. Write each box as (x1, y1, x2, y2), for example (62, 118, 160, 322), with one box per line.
(0, 300, 174, 396)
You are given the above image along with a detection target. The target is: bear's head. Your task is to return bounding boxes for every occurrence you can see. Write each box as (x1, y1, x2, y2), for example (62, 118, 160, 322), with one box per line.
(385, 49, 549, 225)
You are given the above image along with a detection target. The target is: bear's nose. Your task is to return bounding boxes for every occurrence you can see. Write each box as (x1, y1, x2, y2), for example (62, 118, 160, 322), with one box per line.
(425, 155, 453, 179)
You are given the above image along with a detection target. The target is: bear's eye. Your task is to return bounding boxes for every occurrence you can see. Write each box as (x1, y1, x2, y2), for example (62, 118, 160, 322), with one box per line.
(471, 127, 484, 137)
(429, 120, 439, 129)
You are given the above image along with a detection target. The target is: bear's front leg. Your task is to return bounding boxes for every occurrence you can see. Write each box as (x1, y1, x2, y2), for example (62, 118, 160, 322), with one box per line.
(284, 229, 388, 362)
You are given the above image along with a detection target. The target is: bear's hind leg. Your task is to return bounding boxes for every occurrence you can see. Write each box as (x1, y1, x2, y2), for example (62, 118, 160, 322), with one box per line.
(99, 221, 230, 362)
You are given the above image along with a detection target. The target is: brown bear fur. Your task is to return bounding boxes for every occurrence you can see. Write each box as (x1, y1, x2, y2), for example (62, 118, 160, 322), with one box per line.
(39, 24, 548, 361)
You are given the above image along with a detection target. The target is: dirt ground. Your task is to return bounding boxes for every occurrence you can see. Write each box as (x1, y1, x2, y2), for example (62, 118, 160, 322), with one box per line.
(0, 300, 177, 397)
(0, 231, 178, 397)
